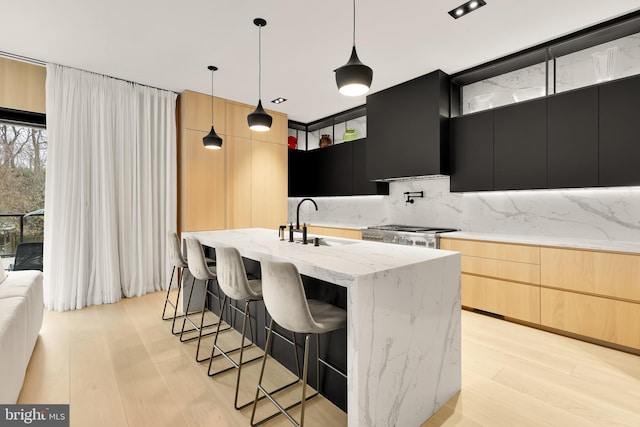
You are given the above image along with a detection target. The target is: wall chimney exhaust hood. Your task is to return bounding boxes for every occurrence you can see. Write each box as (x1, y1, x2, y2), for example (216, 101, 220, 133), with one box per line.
(373, 174, 449, 183)
(365, 70, 450, 181)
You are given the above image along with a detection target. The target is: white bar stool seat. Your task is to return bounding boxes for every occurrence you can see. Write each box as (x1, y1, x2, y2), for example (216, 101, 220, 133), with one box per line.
(162, 232, 215, 335)
(207, 246, 265, 409)
(180, 237, 230, 362)
(251, 260, 347, 427)
(162, 232, 187, 333)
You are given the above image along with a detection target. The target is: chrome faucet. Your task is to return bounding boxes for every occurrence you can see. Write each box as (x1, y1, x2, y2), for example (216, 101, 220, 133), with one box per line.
(296, 198, 318, 230)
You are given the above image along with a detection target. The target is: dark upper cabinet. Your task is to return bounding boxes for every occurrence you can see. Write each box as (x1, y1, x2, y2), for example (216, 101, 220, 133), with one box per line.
(288, 149, 316, 197)
(288, 140, 388, 197)
(599, 76, 640, 186)
(450, 110, 493, 192)
(315, 142, 353, 196)
(352, 139, 389, 195)
(366, 70, 450, 180)
(494, 98, 547, 190)
(547, 87, 599, 188)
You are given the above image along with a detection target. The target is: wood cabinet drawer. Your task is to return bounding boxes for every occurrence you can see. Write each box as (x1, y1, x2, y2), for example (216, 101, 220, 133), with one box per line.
(541, 247, 640, 302)
(441, 238, 539, 264)
(541, 288, 640, 349)
(306, 226, 325, 235)
(307, 226, 361, 240)
(462, 274, 540, 323)
(324, 227, 361, 240)
(462, 256, 540, 284)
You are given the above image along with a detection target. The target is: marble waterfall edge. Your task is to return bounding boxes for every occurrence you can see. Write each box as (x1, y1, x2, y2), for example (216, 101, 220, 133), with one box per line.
(347, 255, 461, 427)
(183, 229, 462, 427)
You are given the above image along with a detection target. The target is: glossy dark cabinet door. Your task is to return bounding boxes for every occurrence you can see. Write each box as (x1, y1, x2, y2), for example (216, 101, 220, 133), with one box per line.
(366, 70, 450, 180)
(288, 140, 387, 197)
(450, 111, 493, 192)
(288, 149, 315, 197)
(547, 88, 599, 188)
(599, 76, 640, 186)
(315, 143, 353, 196)
(494, 99, 547, 190)
(352, 139, 389, 195)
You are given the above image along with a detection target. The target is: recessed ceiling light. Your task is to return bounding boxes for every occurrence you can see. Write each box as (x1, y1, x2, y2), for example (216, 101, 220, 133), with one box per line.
(448, 0, 486, 19)
(271, 97, 287, 104)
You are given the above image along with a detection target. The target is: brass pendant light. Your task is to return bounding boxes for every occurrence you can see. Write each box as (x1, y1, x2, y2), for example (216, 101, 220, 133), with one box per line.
(203, 65, 223, 149)
(247, 18, 273, 132)
(335, 0, 373, 96)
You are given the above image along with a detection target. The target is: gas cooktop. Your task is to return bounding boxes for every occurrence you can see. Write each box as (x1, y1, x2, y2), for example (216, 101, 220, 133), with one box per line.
(361, 225, 458, 248)
(366, 224, 458, 233)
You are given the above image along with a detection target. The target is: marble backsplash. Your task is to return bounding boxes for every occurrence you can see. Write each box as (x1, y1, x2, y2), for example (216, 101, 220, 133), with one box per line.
(290, 177, 640, 242)
(288, 195, 389, 229)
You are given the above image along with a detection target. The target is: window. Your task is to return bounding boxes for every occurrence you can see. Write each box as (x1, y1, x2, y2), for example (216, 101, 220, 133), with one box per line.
(0, 116, 47, 259)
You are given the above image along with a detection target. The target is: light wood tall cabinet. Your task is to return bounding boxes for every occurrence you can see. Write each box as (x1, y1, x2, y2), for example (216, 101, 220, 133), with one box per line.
(178, 91, 287, 233)
(181, 128, 226, 231)
(250, 138, 287, 229)
(0, 57, 46, 113)
(440, 238, 541, 323)
(178, 90, 226, 232)
(224, 100, 287, 230)
(225, 135, 253, 229)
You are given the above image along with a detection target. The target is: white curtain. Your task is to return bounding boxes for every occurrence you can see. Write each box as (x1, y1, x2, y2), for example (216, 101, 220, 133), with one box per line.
(43, 64, 177, 311)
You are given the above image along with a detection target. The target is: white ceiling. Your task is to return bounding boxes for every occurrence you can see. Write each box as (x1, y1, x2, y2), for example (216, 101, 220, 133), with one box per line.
(2, 0, 639, 122)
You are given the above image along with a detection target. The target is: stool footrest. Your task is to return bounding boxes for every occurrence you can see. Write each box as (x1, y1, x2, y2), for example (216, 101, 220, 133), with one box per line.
(318, 357, 347, 379)
(180, 323, 230, 343)
(251, 382, 318, 427)
(208, 342, 259, 376)
(161, 299, 179, 320)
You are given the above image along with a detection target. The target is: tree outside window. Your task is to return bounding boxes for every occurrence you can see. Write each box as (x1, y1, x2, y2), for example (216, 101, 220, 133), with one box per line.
(0, 122, 46, 256)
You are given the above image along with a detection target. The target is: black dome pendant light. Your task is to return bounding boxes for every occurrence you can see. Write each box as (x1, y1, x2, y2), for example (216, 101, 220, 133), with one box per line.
(247, 18, 273, 132)
(203, 65, 223, 149)
(335, 0, 373, 96)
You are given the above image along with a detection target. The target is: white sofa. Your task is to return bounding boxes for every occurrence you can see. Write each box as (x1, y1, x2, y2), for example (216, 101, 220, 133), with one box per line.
(0, 268, 44, 403)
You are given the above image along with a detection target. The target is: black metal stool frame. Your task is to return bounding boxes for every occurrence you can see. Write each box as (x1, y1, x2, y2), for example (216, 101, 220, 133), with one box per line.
(180, 276, 232, 363)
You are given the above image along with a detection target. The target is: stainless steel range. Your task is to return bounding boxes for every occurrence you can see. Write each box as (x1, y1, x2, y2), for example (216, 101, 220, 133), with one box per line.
(361, 224, 458, 249)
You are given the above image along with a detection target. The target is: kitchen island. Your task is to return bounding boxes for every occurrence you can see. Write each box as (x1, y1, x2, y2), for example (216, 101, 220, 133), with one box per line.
(183, 228, 461, 427)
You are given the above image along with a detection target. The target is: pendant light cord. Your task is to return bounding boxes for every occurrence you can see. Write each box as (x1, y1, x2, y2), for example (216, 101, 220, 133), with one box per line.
(258, 24, 262, 100)
(352, 0, 356, 47)
(211, 70, 215, 126)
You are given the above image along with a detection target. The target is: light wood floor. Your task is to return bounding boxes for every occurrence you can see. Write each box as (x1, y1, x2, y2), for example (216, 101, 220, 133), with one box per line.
(18, 291, 640, 427)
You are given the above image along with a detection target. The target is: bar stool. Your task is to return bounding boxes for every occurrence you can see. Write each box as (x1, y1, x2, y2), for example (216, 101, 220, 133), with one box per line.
(162, 231, 190, 334)
(162, 232, 215, 334)
(251, 260, 347, 427)
(181, 237, 230, 362)
(207, 246, 265, 409)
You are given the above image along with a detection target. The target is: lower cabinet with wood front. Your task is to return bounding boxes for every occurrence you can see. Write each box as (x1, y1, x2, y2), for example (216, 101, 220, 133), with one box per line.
(306, 225, 361, 240)
(441, 237, 640, 352)
(540, 288, 640, 349)
(440, 238, 541, 324)
(540, 246, 640, 350)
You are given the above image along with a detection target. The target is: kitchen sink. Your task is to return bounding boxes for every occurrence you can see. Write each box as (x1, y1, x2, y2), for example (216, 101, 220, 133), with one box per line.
(313, 237, 358, 247)
(291, 237, 357, 246)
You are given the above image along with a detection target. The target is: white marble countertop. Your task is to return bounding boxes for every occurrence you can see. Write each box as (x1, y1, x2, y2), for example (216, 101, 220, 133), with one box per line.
(443, 231, 640, 254)
(184, 228, 461, 426)
(183, 228, 457, 287)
